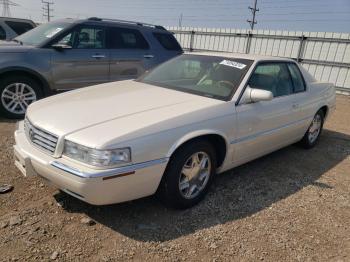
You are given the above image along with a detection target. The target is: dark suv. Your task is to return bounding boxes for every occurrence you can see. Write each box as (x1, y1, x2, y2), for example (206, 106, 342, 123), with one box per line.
(0, 17, 36, 41)
(0, 17, 182, 118)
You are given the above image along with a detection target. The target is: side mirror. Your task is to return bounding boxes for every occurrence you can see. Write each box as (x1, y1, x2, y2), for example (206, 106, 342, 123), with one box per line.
(241, 86, 273, 104)
(51, 43, 72, 51)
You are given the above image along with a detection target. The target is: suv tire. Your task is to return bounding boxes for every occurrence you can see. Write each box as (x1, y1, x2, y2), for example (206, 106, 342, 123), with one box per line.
(0, 75, 42, 119)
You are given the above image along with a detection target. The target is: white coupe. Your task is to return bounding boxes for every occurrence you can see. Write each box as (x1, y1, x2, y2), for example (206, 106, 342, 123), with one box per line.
(13, 52, 336, 208)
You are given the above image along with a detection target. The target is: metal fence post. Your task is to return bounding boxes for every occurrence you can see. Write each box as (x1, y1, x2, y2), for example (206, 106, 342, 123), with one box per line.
(297, 35, 306, 62)
(245, 31, 252, 54)
(189, 30, 195, 52)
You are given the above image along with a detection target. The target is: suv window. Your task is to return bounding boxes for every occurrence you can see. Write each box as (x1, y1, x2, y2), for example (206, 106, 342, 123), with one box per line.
(76, 27, 106, 49)
(5, 21, 34, 35)
(109, 27, 149, 49)
(56, 26, 106, 49)
(287, 63, 306, 93)
(153, 32, 182, 51)
(248, 63, 293, 97)
(0, 25, 6, 40)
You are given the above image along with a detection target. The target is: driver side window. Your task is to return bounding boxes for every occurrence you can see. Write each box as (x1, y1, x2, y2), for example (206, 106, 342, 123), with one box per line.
(248, 63, 293, 98)
(54, 26, 106, 49)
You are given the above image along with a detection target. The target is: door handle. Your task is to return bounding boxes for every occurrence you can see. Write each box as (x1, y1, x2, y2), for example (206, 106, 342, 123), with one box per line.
(92, 54, 106, 59)
(143, 54, 154, 59)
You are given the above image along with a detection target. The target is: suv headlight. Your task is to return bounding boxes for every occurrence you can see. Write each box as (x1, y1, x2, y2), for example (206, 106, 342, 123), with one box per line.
(63, 140, 131, 167)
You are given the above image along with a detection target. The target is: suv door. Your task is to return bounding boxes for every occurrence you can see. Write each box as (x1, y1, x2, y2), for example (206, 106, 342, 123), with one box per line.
(51, 25, 110, 89)
(233, 62, 304, 165)
(108, 27, 153, 81)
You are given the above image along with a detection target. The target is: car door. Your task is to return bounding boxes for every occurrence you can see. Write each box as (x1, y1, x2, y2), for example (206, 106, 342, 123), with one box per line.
(51, 25, 110, 90)
(233, 62, 304, 165)
(108, 27, 153, 81)
(286, 62, 315, 137)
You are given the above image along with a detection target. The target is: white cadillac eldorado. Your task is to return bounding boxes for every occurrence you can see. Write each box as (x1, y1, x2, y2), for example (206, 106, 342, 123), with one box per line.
(13, 52, 336, 209)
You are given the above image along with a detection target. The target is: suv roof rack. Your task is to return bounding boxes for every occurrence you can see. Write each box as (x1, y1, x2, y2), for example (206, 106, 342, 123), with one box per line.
(87, 17, 166, 30)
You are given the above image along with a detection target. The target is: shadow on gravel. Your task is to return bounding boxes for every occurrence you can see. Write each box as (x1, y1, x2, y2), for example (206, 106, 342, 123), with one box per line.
(0, 117, 17, 123)
(56, 129, 350, 242)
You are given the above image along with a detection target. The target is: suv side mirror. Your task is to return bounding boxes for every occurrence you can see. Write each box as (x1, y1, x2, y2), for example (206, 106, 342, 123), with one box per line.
(52, 43, 72, 51)
(241, 86, 273, 104)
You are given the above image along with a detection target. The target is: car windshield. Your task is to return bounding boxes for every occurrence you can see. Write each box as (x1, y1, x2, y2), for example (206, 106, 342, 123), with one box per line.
(139, 54, 253, 100)
(14, 21, 71, 46)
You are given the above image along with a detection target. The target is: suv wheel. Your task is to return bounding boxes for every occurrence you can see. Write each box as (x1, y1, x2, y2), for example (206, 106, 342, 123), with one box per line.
(158, 140, 216, 209)
(299, 110, 324, 149)
(0, 75, 42, 119)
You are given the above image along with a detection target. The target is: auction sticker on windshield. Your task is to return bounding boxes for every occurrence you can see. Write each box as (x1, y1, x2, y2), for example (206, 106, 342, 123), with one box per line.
(219, 60, 247, 69)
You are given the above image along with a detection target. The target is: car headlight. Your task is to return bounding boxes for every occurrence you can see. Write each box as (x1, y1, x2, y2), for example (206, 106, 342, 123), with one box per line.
(63, 140, 131, 167)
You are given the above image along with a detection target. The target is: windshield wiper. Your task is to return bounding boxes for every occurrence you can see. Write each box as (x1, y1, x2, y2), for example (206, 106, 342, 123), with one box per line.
(12, 39, 23, 45)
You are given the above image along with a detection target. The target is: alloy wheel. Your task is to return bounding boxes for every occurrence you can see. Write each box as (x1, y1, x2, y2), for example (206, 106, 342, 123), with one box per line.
(308, 114, 322, 144)
(1, 83, 37, 115)
(178, 151, 212, 199)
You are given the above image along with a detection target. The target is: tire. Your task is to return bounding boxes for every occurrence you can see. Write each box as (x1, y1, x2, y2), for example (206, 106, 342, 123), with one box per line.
(0, 75, 43, 119)
(299, 110, 324, 149)
(157, 140, 217, 209)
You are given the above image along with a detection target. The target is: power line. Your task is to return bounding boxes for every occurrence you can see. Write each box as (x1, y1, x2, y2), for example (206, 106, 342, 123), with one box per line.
(0, 0, 18, 17)
(179, 13, 183, 27)
(42, 0, 54, 22)
(247, 0, 259, 30)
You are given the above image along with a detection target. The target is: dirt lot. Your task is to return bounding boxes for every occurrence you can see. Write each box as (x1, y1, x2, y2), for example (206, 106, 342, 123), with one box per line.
(0, 95, 349, 262)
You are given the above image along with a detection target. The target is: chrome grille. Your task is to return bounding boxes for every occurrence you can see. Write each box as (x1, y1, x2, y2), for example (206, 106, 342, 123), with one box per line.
(24, 117, 58, 154)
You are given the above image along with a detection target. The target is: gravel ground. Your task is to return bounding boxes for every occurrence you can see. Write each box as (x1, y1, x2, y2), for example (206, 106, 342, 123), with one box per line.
(0, 95, 349, 262)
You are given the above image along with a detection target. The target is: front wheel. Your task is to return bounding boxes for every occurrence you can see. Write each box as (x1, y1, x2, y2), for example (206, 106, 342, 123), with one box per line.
(299, 110, 324, 149)
(0, 75, 42, 119)
(157, 140, 217, 209)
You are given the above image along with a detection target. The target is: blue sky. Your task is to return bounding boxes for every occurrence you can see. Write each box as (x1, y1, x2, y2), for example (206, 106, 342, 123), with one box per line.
(7, 0, 350, 32)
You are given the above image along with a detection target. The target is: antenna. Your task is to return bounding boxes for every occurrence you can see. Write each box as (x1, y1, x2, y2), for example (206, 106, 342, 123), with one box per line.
(0, 0, 18, 17)
(247, 0, 259, 30)
(42, 0, 54, 22)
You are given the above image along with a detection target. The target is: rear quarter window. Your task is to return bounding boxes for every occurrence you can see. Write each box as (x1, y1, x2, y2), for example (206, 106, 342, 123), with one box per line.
(109, 27, 149, 49)
(0, 25, 6, 40)
(153, 32, 182, 51)
(287, 63, 306, 93)
(5, 21, 34, 35)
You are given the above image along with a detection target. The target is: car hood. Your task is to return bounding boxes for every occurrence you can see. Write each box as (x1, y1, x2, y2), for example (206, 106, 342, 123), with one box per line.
(0, 40, 34, 52)
(27, 80, 225, 140)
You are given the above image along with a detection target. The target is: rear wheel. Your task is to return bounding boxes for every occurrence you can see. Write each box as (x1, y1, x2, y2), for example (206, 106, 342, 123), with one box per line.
(158, 140, 216, 209)
(299, 110, 324, 149)
(0, 75, 42, 119)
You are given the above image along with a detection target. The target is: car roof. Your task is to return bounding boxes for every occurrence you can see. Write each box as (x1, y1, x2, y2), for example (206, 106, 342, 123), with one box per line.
(0, 17, 35, 24)
(53, 18, 168, 32)
(185, 51, 296, 62)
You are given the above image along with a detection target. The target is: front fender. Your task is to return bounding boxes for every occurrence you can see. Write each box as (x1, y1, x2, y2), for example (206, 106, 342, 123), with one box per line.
(166, 129, 229, 158)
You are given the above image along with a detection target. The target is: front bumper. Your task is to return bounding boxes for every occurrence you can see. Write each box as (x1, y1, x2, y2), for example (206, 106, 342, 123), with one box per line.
(13, 123, 168, 205)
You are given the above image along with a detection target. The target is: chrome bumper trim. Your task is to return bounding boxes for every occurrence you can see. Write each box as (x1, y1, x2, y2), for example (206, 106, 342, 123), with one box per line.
(50, 158, 169, 179)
